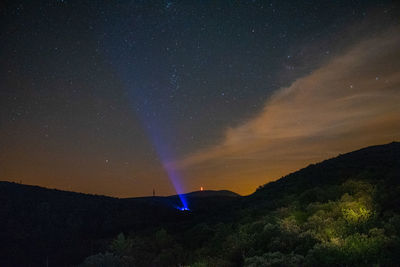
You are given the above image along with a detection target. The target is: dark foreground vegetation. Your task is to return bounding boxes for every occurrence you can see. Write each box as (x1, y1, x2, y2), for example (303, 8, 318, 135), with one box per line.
(1, 142, 399, 266)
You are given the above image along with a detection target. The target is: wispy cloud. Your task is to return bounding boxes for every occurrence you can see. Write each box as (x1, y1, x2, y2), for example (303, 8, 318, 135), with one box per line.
(172, 28, 400, 195)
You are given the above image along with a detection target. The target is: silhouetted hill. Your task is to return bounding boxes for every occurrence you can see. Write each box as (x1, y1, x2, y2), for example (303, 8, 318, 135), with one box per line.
(0, 182, 176, 265)
(1, 142, 399, 266)
(0, 181, 239, 266)
(256, 141, 400, 194)
(247, 142, 400, 209)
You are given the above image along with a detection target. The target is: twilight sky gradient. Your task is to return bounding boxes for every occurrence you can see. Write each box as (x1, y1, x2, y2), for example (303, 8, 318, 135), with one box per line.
(1, 1, 399, 197)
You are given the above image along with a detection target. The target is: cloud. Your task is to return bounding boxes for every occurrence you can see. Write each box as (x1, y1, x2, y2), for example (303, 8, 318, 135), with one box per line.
(171, 28, 400, 195)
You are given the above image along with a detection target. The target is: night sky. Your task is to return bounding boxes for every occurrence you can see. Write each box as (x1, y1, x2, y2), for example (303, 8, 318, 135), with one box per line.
(1, 1, 399, 197)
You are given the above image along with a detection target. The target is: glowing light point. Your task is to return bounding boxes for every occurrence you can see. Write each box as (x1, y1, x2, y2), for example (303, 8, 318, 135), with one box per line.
(179, 207, 190, 211)
(200, 186, 204, 191)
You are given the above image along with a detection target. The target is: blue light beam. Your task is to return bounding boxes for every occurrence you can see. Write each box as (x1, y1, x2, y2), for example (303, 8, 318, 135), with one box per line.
(99, 17, 190, 210)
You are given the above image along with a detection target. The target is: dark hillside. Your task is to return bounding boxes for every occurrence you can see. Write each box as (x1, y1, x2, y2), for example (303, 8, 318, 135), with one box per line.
(248, 142, 400, 207)
(0, 182, 239, 266)
(0, 182, 175, 265)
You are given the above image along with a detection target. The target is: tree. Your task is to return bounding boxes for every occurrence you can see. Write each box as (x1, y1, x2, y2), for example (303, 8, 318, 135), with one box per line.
(109, 233, 133, 257)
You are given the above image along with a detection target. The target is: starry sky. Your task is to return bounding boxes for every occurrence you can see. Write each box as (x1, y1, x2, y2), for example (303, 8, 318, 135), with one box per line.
(1, 0, 399, 197)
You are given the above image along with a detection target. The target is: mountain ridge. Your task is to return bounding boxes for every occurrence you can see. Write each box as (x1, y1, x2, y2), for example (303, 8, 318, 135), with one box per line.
(1, 141, 399, 266)
(3, 142, 398, 200)
(0, 181, 240, 200)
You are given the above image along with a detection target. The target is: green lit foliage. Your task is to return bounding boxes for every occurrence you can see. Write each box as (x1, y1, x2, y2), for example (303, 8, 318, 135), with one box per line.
(80, 179, 400, 266)
(342, 206, 372, 224)
(305, 229, 390, 265)
(238, 179, 398, 266)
